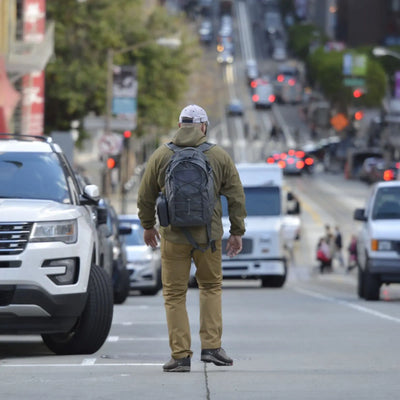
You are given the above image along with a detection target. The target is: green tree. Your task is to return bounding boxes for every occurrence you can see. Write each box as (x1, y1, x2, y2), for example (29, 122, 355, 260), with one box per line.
(45, 0, 198, 138)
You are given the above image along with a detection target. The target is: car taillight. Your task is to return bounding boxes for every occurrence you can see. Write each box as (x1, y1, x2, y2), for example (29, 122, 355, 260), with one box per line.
(296, 150, 305, 158)
(251, 80, 257, 88)
(268, 94, 276, 102)
(288, 78, 296, 86)
(296, 160, 305, 169)
(267, 157, 275, 164)
(277, 74, 284, 82)
(278, 160, 286, 168)
(288, 149, 295, 156)
(252, 94, 259, 102)
(305, 157, 314, 166)
(280, 152, 287, 159)
(287, 157, 295, 164)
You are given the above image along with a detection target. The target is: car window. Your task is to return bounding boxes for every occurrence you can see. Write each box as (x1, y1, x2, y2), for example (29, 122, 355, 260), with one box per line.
(123, 222, 145, 245)
(221, 187, 281, 217)
(0, 152, 70, 203)
(372, 187, 400, 219)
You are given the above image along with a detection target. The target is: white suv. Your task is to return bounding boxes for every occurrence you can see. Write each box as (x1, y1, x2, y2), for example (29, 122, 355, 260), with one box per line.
(0, 135, 113, 354)
(354, 181, 400, 300)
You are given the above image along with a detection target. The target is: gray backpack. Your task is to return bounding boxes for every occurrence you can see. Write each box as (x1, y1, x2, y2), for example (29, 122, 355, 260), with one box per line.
(162, 142, 216, 252)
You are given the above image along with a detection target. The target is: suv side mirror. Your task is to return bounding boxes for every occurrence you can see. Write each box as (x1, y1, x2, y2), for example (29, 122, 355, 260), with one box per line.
(354, 208, 367, 221)
(80, 184, 100, 205)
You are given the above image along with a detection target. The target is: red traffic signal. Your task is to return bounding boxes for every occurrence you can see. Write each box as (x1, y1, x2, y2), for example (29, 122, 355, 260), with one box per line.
(123, 130, 132, 139)
(353, 89, 364, 98)
(107, 157, 116, 169)
(354, 110, 364, 121)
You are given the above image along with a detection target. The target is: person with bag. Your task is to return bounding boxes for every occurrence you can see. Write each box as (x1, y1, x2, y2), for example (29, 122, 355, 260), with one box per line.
(137, 104, 246, 373)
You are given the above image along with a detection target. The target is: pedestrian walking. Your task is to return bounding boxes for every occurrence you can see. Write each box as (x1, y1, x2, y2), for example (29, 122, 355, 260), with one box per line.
(137, 104, 247, 373)
(333, 225, 345, 267)
(316, 237, 332, 273)
(347, 234, 358, 272)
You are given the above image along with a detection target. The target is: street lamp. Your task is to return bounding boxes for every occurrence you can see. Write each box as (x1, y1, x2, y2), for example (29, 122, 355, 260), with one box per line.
(372, 46, 400, 60)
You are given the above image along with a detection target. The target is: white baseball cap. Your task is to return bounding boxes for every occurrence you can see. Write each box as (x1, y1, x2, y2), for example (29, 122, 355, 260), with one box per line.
(179, 104, 209, 124)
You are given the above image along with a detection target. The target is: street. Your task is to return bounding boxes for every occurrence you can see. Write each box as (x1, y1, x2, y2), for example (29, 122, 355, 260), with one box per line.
(2, 167, 400, 399)
(2, 1, 400, 399)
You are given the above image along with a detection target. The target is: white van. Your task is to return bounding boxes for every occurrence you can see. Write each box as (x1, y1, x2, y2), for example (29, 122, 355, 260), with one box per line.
(189, 163, 300, 288)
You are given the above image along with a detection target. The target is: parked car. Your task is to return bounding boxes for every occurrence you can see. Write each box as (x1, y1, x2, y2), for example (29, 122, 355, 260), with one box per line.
(97, 199, 132, 304)
(198, 18, 213, 44)
(354, 181, 400, 300)
(118, 215, 162, 296)
(74, 172, 131, 304)
(0, 134, 113, 354)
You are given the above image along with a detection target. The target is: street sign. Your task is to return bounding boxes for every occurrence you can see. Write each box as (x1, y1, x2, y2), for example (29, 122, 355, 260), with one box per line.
(83, 115, 136, 131)
(343, 77, 365, 87)
(98, 133, 123, 156)
(330, 113, 349, 131)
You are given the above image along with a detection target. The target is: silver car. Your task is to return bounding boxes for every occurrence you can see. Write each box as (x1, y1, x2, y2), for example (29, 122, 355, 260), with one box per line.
(118, 215, 162, 296)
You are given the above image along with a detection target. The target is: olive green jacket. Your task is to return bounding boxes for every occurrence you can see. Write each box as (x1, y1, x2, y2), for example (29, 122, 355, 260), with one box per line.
(137, 126, 246, 244)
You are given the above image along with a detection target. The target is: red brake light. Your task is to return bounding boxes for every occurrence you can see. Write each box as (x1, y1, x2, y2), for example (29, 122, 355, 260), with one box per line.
(277, 74, 284, 82)
(273, 153, 280, 160)
(251, 80, 257, 88)
(277, 160, 286, 168)
(268, 94, 276, 103)
(267, 157, 275, 164)
(296, 160, 305, 169)
(305, 157, 314, 166)
(288, 149, 295, 156)
(287, 157, 295, 164)
(252, 94, 259, 102)
(288, 78, 296, 86)
(295, 150, 305, 158)
(280, 152, 287, 159)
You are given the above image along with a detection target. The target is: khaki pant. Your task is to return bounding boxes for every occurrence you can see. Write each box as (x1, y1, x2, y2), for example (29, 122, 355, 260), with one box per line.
(161, 237, 223, 359)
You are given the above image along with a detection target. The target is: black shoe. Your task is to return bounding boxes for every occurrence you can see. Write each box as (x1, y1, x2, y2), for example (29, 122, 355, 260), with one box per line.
(201, 347, 233, 366)
(163, 356, 191, 372)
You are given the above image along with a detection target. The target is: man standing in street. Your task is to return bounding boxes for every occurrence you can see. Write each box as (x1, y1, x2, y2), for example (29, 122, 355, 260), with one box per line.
(137, 104, 246, 372)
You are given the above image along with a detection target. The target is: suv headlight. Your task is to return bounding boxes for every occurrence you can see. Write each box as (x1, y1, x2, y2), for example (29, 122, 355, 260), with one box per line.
(30, 220, 77, 244)
(371, 239, 393, 251)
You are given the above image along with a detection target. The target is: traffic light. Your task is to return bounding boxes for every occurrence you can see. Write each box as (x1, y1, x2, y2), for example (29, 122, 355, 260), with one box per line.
(106, 156, 119, 169)
(123, 130, 132, 139)
(354, 110, 364, 121)
(353, 88, 364, 98)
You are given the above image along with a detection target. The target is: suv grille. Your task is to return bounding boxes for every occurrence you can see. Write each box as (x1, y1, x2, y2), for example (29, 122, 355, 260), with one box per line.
(0, 222, 33, 255)
(222, 238, 253, 255)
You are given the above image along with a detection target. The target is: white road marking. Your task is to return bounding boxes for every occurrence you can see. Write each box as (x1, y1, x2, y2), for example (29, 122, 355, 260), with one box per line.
(1, 363, 163, 367)
(81, 358, 96, 365)
(106, 336, 168, 342)
(294, 287, 400, 324)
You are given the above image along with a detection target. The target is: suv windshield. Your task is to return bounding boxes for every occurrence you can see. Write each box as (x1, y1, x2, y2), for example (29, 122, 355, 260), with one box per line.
(222, 186, 281, 217)
(372, 187, 400, 219)
(0, 152, 70, 203)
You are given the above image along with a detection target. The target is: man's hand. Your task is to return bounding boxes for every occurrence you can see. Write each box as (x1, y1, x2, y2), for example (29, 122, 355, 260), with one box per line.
(226, 235, 242, 258)
(143, 228, 160, 248)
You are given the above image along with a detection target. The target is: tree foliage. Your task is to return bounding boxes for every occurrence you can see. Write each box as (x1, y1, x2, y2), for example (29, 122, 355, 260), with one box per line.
(45, 0, 198, 137)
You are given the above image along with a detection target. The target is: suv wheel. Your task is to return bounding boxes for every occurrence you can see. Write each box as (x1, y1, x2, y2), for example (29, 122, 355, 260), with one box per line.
(261, 274, 286, 288)
(364, 269, 381, 301)
(357, 265, 365, 298)
(42, 264, 113, 354)
(114, 267, 130, 304)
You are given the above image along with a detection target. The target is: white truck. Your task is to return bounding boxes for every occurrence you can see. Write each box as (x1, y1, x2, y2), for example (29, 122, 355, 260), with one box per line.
(190, 163, 300, 288)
